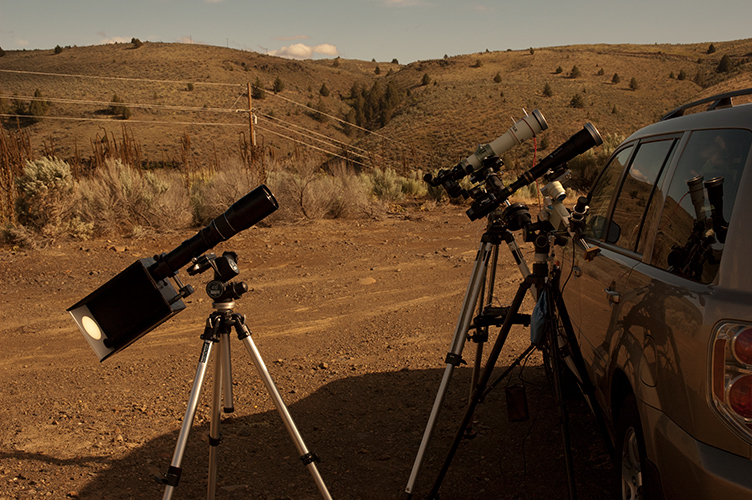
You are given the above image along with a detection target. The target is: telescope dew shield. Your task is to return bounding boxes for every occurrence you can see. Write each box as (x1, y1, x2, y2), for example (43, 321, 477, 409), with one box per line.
(68, 257, 186, 362)
(464, 109, 548, 170)
(503, 123, 603, 199)
(149, 184, 278, 281)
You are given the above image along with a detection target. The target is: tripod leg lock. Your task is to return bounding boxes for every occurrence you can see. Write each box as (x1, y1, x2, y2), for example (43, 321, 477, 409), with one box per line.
(445, 352, 466, 366)
(300, 451, 320, 465)
(209, 434, 222, 447)
(155, 465, 182, 487)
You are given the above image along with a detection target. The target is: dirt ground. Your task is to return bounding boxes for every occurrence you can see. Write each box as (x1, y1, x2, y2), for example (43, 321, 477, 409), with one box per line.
(0, 203, 614, 500)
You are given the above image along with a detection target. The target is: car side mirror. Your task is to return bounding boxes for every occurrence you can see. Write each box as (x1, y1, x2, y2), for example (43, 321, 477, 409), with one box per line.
(606, 221, 621, 244)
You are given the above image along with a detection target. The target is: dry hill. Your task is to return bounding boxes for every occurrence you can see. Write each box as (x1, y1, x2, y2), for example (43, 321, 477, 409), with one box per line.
(1, 39, 752, 175)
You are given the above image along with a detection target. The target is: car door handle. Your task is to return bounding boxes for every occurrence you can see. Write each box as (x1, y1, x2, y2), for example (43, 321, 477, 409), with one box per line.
(604, 288, 621, 304)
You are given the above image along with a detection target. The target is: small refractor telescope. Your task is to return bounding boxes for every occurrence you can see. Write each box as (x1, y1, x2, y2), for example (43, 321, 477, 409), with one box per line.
(68, 185, 278, 361)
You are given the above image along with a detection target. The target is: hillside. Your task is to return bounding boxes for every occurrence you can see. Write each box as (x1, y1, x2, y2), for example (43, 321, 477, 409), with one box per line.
(1, 39, 752, 174)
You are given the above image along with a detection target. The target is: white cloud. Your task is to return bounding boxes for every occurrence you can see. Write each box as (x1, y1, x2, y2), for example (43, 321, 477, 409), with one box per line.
(101, 36, 130, 45)
(269, 42, 340, 60)
(177, 36, 195, 44)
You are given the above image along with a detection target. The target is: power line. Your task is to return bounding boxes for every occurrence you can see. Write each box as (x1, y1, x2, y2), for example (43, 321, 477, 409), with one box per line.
(1, 67, 434, 159)
(0, 112, 370, 168)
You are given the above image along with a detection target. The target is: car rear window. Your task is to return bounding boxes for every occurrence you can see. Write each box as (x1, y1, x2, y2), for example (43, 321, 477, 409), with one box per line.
(651, 129, 752, 283)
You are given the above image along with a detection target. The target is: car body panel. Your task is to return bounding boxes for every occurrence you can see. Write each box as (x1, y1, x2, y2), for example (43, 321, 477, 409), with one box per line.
(558, 95, 752, 499)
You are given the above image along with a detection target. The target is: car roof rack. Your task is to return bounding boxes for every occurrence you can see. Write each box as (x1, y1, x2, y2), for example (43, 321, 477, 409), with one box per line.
(661, 87, 752, 121)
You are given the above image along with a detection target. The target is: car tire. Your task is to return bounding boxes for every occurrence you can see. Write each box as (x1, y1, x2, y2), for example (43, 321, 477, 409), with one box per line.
(616, 393, 647, 500)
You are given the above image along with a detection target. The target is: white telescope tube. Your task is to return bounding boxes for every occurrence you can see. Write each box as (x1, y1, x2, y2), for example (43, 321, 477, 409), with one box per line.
(462, 109, 548, 170)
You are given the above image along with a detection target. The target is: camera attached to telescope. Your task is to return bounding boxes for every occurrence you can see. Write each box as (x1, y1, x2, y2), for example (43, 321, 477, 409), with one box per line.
(68, 185, 279, 361)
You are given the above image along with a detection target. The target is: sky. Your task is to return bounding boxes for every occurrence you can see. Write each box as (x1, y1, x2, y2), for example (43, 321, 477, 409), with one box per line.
(1, 0, 751, 64)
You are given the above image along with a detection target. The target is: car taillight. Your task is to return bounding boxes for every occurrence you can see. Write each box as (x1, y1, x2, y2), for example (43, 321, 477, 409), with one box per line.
(733, 328, 752, 364)
(711, 322, 752, 442)
(729, 375, 752, 418)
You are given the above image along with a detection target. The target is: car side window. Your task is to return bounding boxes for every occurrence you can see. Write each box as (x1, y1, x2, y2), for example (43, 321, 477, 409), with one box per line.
(608, 139, 677, 252)
(651, 129, 752, 283)
(584, 146, 633, 241)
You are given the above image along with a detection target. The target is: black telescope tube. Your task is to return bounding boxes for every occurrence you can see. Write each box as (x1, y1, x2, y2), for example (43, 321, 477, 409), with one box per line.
(500, 123, 603, 199)
(149, 185, 278, 282)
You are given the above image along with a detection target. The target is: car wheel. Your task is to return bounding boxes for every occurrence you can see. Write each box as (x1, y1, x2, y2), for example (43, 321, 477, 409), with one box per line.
(616, 394, 647, 500)
(615, 393, 650, 500)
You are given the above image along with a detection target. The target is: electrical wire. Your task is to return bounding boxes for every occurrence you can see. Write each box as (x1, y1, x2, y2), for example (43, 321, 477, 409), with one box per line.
(0, 67, 434, 160)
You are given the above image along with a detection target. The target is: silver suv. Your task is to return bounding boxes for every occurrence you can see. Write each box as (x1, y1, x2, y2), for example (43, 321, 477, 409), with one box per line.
(560, 88, 752, 499)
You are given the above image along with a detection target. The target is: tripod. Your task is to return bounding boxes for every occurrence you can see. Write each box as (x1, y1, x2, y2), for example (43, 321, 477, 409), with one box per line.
(404, 206, 606, 500)
(158, 253, 332, 500)
(402, 209, 536, 499)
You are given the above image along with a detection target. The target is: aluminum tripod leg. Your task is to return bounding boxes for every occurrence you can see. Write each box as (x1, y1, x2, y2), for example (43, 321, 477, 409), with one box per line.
(403, 238, 496, 498)
(207, 331, 233, 500)
(162, 339, 215, 500)
(428, 275, 534, 500)
(236, 320, 333, 500)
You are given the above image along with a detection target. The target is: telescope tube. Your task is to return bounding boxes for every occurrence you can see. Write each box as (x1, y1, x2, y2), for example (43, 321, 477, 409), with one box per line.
(149, 185, 278, 282)
(501, 123, 602, 199)
(463, 109, 548, 170)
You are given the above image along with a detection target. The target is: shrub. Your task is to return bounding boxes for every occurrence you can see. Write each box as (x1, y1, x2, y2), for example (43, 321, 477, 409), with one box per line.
(319, 83, 330, 97)
(273, 76, 285, 93)
(190, 160, 264, 225)
(131, 38, 143, 48)
(569, 65, 581, 78)
(555, 66, 563, 74)
(678, 69, 687, 80)
(421, 73, 431, 86)
(54, 45, 63, 54)
(570, 93, 586, 108)
(493, 72, 502, 83)
(332, 57, 340, 67)
(187, 82, 194, 91)
(27, 89, 49, 122)
(363, 167, 404, 202)
(77, 159, 192, 236)
(0, 47, 5, 57)
(266, 157, 369, 220)
(391, 58, 399, 64)
(542, 82, 553, 97)
(629, 77, 639, 90)
(612, 73, 621, 84)
(716, 54, 732, 73)
(251, 77, 266, 99)
(109, 94, 131, 119)
(472, 59, 483, 68)
(597, 68, 605, 76)
(707, 43, 716, 54)
(14, 157, 77, 237)
(374, 66, 381, 75)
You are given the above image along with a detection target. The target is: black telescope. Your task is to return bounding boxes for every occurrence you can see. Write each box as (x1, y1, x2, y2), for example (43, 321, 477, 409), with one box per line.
(149, 185, 278, 281)
(467, 123, 603, 220)
(68, 185, 278, 361)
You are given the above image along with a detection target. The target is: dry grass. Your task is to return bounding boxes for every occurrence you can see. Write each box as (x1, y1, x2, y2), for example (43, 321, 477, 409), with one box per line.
(2, 39, 751, 234)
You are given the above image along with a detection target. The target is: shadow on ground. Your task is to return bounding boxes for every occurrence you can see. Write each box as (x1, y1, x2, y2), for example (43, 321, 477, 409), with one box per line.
(51, 365, 616, 500)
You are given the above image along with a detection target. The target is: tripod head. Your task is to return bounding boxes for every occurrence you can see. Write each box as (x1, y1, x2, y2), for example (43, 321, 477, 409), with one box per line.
(189, 251, 249, 303)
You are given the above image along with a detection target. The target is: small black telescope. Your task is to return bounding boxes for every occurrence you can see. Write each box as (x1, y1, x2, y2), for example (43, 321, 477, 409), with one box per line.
(68, 185, 278, 361)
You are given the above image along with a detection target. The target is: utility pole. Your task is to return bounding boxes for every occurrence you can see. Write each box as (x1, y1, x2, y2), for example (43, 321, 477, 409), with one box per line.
(247, 82, 256, 147)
